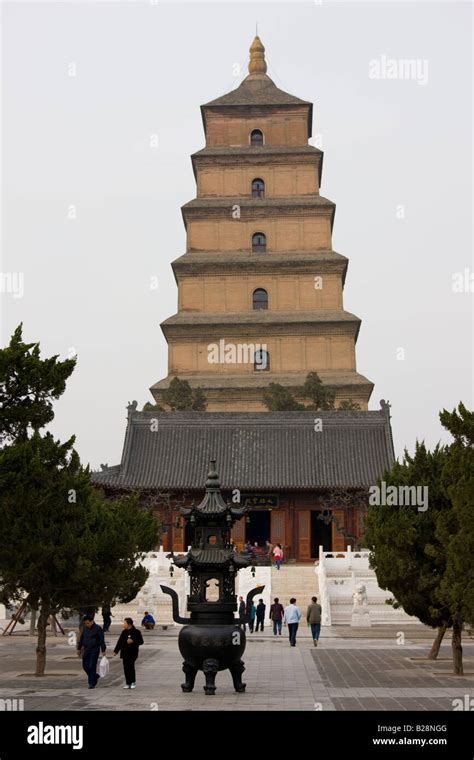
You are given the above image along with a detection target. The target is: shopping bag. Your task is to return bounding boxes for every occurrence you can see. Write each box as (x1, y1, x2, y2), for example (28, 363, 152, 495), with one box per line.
(98, 655, 110, 678)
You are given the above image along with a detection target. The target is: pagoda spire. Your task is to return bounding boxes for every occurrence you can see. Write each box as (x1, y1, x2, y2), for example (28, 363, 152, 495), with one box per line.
(248, 35, 267, 75)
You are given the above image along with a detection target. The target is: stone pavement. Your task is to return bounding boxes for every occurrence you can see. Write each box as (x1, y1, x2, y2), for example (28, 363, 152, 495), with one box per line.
(0, 624, 473, 712)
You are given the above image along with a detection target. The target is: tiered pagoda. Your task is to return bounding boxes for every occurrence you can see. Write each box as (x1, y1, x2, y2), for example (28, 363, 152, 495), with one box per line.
(150, 36, 373, 411)
(93, 37, 395, 561)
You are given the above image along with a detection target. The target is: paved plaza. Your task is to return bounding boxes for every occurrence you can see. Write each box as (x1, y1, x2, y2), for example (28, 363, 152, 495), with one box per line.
(0, 624, 473, 712)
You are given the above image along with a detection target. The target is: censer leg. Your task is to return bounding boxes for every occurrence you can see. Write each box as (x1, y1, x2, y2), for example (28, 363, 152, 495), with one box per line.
(229, 659, 246, 693)
(202, 658, 219, 695)
(181, 661, 198, 692)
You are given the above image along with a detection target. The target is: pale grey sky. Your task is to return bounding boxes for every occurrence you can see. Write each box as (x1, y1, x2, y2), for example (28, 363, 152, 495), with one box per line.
(2, 1, 472, 467)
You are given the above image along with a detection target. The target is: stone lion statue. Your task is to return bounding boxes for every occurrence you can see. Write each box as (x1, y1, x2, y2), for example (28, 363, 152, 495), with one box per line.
(352, 583, 368, 612)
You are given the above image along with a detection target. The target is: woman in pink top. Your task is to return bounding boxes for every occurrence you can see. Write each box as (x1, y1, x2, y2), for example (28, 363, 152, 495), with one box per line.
(273, 543, 283, 570)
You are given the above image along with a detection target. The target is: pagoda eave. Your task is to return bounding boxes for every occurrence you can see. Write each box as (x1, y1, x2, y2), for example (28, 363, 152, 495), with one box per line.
(171, 250, 348, 280)
(150, 371, 373, 395)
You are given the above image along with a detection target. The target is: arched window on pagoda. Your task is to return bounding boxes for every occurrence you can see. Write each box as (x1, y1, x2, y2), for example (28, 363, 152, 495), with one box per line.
(254, 349, 270, 371)
(250, 129, 264, 147)
(252, 288, 268, 310)
(251, 178, 265, 198)
(252, 232, 267, 253)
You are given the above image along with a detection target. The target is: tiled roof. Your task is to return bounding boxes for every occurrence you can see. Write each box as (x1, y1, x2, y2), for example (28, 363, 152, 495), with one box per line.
(202, 73, 311, 108)
(91, 410, 394, 492)
(173, 549, 250, 567)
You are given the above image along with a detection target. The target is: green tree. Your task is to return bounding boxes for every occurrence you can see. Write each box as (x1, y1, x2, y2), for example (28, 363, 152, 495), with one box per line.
(436, 403, 474, 674)
(162, 377, 207, 411)
(0, 327, 159, 675)
(142, 402, 164, 412)
(0, 324, 76, 443)
(263, 383, 305, 411)
(338, 399, 361, 410)
(191, 386, 207, 411)
(0, 433, 158, 676)
(364, 442, 452, 660)
(262, 373, 338, 411)
(301, 372, 335, 410)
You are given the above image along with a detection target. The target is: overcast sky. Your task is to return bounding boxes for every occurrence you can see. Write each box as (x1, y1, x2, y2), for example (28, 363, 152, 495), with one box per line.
(2, 0, 472, 468)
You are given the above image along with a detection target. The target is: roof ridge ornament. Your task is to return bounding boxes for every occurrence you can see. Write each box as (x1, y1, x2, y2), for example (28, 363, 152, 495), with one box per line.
(205, 458, 220, 490)
(127, 400, 138, 417)
(248, 35, 267, 75)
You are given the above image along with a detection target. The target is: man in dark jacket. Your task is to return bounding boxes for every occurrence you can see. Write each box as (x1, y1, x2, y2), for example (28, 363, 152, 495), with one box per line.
(77, 614, 106, 689)
(255, 599, 266, 632)
(238, 596, 247, 631)
(306, 596, 322, 646)
(269, 597, 285, 636)
(102, 605, 112, 633)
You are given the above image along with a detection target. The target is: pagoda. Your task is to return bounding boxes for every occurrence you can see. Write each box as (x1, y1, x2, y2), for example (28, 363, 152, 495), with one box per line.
(93, 37, 395, 562)
(150, 36, 373, 411)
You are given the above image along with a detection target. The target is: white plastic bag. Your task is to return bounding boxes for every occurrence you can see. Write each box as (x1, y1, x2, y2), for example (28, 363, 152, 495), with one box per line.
(98, 655, 110, 678)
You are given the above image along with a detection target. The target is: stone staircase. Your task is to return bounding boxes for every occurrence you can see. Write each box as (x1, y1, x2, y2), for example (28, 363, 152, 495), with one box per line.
(317, 548, 419, 626)
(270, 564, 320, 610)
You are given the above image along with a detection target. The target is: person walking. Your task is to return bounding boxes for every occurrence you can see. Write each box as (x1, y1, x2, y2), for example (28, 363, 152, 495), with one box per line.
(255, 599, 266, 632)
(307, 596, 322, 647)
(269, 597, 285, 636)
(77, 614, 106, 689)
(238, 596, 247, 631)
(283, 598, 301, 647)
(247, 601, 256, 633)
(102, 605, 112, 633)
(273, 543, 283, 570)
(113, 617, 144, 689)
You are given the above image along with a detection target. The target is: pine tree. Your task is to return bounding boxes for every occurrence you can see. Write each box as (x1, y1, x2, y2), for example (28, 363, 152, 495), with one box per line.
(436, 403, 474, 674)
(0, 324, 76, 443)
(0, 328, 159, 675)
(301, 372, 335, 410)
(191, 387, 207, 411)
(338, 399, 361, 410)
(0, 433, 158, 675)
(262, 373, 337, 411)
(263, 383, 305, 411)
(364, 443, 452, 659)
(162, 377, 207, 411)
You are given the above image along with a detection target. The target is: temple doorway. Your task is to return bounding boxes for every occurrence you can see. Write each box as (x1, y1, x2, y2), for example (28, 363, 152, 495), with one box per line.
(311, 510, 332, 557)
(246, 510, 271, 546)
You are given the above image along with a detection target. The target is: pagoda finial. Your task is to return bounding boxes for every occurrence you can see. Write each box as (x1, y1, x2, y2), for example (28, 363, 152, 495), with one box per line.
(248, 35, 267, 75)
(205, 458, 220, 490)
